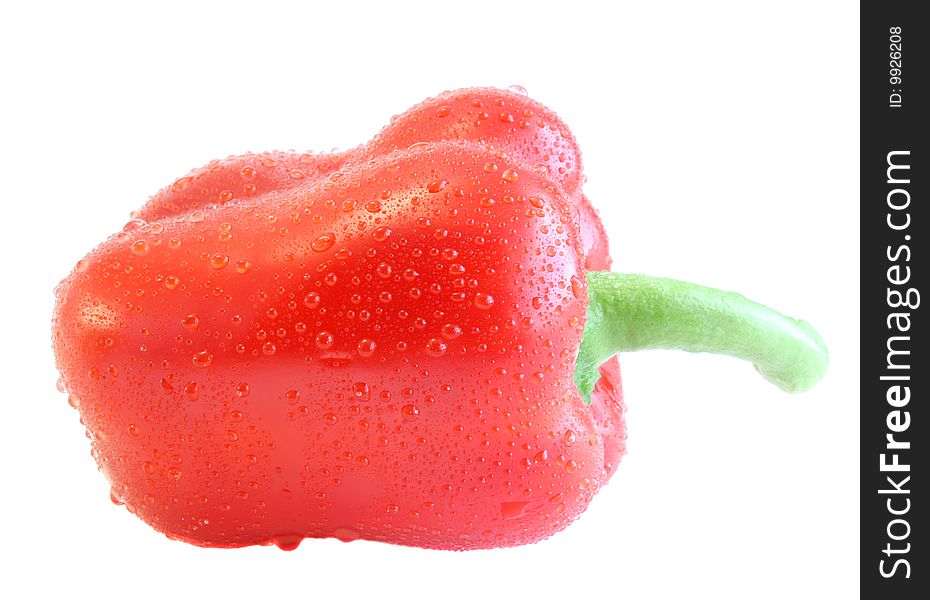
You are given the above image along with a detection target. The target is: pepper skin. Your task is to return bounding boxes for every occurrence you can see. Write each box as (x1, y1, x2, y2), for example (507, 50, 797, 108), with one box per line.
(135, 87, 613, 271)
(52, 89, 824, 551)
(133, 87, 623, 464)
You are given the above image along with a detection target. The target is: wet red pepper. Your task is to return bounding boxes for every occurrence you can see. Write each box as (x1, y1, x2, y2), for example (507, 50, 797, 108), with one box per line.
(52, 87, 826, 550)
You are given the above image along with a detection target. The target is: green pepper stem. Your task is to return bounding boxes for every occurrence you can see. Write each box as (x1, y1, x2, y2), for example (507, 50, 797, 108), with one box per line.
(574, 272, 828, 403)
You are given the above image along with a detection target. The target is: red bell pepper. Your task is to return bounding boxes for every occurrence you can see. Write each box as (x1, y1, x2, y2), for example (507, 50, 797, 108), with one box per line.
(52, 87, 826, 550)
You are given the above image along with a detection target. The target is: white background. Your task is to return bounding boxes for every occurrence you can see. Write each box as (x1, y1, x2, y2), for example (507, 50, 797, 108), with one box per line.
(1, 1, 858, 598)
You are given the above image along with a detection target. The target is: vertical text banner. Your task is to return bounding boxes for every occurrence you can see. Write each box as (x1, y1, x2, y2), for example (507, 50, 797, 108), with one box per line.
(862, 2, 926, 596)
